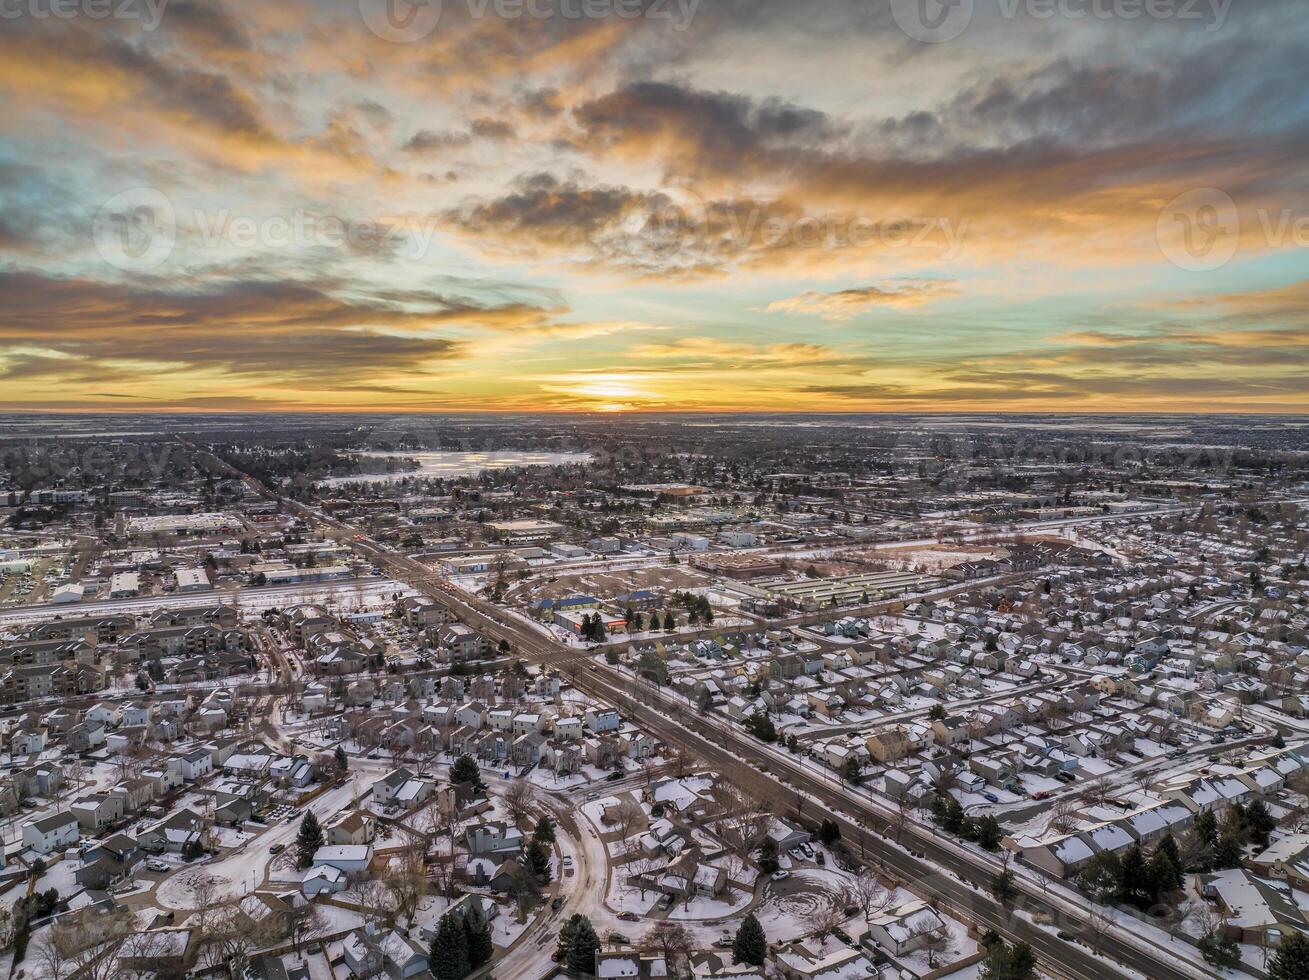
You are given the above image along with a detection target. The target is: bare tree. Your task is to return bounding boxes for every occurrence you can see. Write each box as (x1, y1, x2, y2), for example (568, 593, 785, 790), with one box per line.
(849, 869, 892, 922)
(285, 903, 328, 961)
(354, 879, 398, 929)
(640, 921, 694, 976)
(918, 925, 951, 968)
(502, 778, 537, 831)
(1049, 795, 1079, 835)
(34, 932, 70, 980)
(385, 846, 430, 923)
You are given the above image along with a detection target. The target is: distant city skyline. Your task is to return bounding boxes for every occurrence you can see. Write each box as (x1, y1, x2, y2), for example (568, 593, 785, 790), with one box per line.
(1, 0, 1307, 413)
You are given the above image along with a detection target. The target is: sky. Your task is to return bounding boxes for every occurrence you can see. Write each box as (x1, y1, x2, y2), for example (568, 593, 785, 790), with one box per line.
(0, 0, 1307, 414)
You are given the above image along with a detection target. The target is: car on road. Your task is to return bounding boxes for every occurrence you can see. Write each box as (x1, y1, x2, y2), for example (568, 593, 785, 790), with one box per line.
(617, 912, 641, 922)
(1057, 931, 1077, 942)
(146, 859, 170, 873)
(770, 870, 790, 881)
(1167, 748, 1187, 759)
(552, 897, 565, 911)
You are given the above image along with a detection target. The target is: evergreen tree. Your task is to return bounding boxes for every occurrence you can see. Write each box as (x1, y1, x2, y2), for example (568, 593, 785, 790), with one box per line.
(334, 745, 348, 772)
(1194, 809, 1219, 847)
(978, 940, 1037, 980)
(1213, 833, 1245, 870)
(451, 754, 481, 787)
(528, 839, 553, 883)
(1078, 850, 1120, 902)
(843, 756, 862, 784)
(430, 913, 471, 980)
(463, 902, 494, 969)
(1198, 929, 1241, 970)
(557, 914, 582, 963)
(1155, 834, 1185, 889)
(296, 810, 325, 869)
(1269, 931, 1309, 980)
(533, 815, 556, 845)
(1246, 800, 1277, 849)
(745, 713, 776, 743)
(1146, 848, 1178, 906)
(1117, 844, 1151, 909)
(975, 815, 1003, 851)
(818, 819, 841, 846)
(991, 869, 1017, 906)
(758, 838, 779, 874)
(566, 916, 600, 974)
(942, 797, 966, 835)
(733, 913, 767, 966)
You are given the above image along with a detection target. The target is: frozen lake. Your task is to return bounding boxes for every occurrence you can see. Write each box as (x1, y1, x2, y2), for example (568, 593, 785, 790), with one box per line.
(319, 449, 591, 484)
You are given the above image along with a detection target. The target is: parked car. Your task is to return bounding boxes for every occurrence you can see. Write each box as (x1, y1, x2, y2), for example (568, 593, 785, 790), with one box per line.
(714, 936, 735, 948)
(269, 843, 286, 855)
(982, 792, 999, 803)
(617, 912, 641, 922)
(146, 859, 170, 873)
(770, 870, 790, 881)
(607, 933, 631, 945)
(561, 856, 573, 869)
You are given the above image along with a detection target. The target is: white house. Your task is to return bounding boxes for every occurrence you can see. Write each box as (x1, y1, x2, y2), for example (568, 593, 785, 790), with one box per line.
(23, 811, 80, 854)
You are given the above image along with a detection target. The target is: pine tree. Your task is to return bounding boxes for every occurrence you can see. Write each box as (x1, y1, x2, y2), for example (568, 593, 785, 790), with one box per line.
(733, 913, 767, 966)
(334, 745, 348, 772)
(1147, 847, 1179, 905)
(978, 940, 1037, 980)
(1155, 834, 1185, 888)
(528, 839, 553, 883)
(296, 810, 324, 869)
(1198, 928, 1241, 970)
(1269, 931, 1309, 980)
(557, 914, 582, 963)
(1246, 799, 1277, 848)
(566, 916, 600, 974)
(758, 838, 779, 874)
(463, 902, 494, 970)
(533, 815, 556, 845)
(431, 913, 471, 980)
(991, 869, 1017, 906)
(975, 815, 1002, 851)
(843, 756, 862, 784)
(1117, 844, 1150, 908)
(451, 754, 481, 787)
